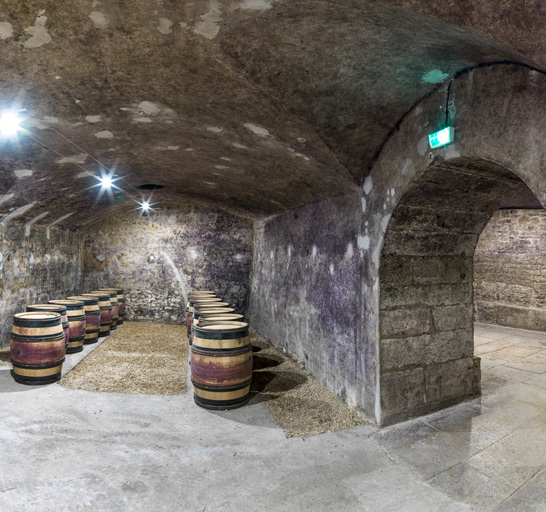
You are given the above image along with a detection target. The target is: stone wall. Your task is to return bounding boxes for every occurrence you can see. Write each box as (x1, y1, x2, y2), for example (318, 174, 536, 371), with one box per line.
(82, 203, 253, 324)
(0, 223, 82, 347)
(377, 160, 529, 424)
(249, 191, 364, 409)
(474, 209, 546, 330)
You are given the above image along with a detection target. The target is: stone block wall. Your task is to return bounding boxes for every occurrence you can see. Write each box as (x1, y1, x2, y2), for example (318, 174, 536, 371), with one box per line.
(0, 224, 82, 347)
(377, 160, 525, 425)
(474, 209, 546, 330)
(82, 203, 253, 324)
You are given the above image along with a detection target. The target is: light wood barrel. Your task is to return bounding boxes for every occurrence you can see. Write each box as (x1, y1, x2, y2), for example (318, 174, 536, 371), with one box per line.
(49, 300, 86, 353)
(98, 288, 125, 324)
(10, 312, 65, 385)
(94, 290, 118, 330)
(191, 321, 252, 410)
(68, 296, 101, 344)
(27, 304, 69, 350)
(82, 293, 112, 337)
(191, 313, 243, 345)
(186, 292, 216, 335)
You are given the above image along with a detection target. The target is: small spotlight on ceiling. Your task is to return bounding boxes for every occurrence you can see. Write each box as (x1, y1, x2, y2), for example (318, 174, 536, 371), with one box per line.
(0, 110, 21, 137)
(140, 200, 151, 212)
(100, 175, 114, 188)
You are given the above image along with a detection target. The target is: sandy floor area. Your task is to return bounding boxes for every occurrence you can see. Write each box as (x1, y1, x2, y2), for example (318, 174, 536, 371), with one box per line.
(61, 322, 188, 395)
(250, 331, 367, 437)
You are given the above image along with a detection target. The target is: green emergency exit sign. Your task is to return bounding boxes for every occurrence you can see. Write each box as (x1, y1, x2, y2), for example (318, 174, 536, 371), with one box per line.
(428, 127, 454, 149)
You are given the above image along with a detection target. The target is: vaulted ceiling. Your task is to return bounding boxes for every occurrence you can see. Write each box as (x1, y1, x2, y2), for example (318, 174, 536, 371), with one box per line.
(0, 0, 540, 228)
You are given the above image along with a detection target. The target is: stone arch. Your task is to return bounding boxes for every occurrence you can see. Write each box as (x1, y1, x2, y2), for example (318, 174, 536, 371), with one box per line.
(361, 63, 546, 425)
(379, 157, 537, 425)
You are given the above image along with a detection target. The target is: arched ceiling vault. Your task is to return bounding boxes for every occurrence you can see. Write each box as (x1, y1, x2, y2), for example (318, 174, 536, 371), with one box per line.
(0, 0, 540, 229)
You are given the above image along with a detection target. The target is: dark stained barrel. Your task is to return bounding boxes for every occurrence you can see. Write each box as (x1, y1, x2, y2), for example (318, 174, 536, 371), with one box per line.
(82, 293, 112, 337)
(67, 296, 101, 344)
(10, 312, 65, 385)
(94, 291, 118, 330)
(49, 300, 86, 354)
(27, 304, 69, 351)
(98, 288, 124, 325)
(191, 321, 252, 410)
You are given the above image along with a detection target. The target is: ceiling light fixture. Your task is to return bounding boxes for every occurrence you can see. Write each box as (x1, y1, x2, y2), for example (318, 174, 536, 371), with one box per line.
(0, 109, 21, 137)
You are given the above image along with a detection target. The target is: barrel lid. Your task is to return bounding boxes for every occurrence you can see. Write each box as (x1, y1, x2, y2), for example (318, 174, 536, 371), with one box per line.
(92, 290, 117, 298)
(199, 314, 243, 321)
(195, 307, 235, 314)
(195, 302, 229, 308)
(192, 297, 222, 303)
(189, 290, 215, 295)
(49, 299, 84, 307)
(99, 287, 123, 294)
(27, 304, 67, 314)
(83, 292, 110, 300)
(15, 311, 61, 321)
(67, 295, 99, 305)
(198, 321, 248, 331)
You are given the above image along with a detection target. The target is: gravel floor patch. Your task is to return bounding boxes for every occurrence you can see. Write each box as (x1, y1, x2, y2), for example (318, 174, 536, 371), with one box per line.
(61, 322, 188, 395)
(0, 346, 10, 365)
(250, 331, 367, 438)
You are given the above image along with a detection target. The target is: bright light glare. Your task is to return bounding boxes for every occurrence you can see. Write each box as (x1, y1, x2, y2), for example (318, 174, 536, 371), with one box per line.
(140, 200, 150, 212)
(100, 175, 114, 188)
(0, 110, 20, 137)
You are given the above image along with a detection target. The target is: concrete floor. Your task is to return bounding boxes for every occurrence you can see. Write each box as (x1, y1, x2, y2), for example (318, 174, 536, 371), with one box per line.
(0, 323, 545, 511)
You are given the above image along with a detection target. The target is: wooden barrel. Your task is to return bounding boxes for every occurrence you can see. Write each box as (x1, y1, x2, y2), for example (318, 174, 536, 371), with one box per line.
(67, 296, 101, 344)
(191, 313, 243, 345)
(82, 293, 112, 337)
(191, 321, 252, 410)
(192, 303, 230, 323)
(49, 300, 86, 353)
(187, 297, 222, 336)
(186, 299, 229, 340)
(27, 304, 69, 351)
(99, 288, 125, 324)
(186, 292, 216, 335)
(94, 290, 118, 330)
(10, 312, 65, 385)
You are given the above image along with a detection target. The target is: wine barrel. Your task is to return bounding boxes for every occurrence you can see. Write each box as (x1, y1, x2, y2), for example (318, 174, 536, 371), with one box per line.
(67, 296, 101, 344)
(93, 290, 118, 330)
(99, 288, 125, 325)
(82, 293, 112, 337)
(186, 292, 216, 335)
(191, 321, 252, 410)
(191, 312, 242, 345)
(189, 299, 229, 340)
(27, 304, 69, 351)
(49, 300, 86, 354)
(187, 297, 222, 336)
(10, 312, 65, 385)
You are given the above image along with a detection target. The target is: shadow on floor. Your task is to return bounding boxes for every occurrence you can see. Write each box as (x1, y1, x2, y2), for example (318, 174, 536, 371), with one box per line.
(0, 367, 51, 394)
(252, 354, 284, 370)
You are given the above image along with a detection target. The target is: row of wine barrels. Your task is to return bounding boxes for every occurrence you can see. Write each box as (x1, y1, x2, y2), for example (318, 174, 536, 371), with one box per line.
(10, 286, 126, 385)
(187, 290, 252, 410)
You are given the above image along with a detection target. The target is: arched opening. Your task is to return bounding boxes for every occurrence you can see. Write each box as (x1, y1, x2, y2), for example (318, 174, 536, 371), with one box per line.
(379, 157, 540, 425)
